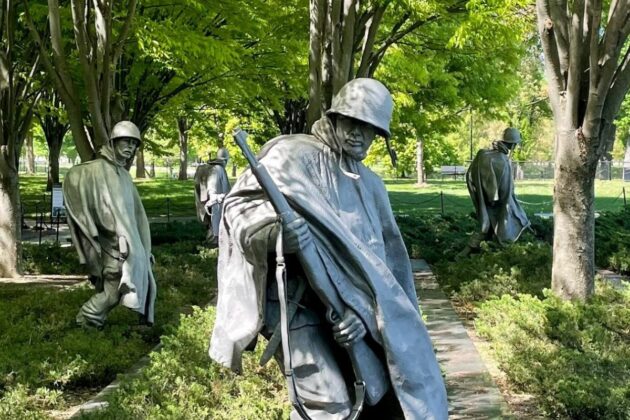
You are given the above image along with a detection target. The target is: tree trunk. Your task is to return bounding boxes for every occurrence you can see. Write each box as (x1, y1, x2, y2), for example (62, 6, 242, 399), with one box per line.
(135, 145, 146, 178)
(41, 114, 68, 191)
(177, 117, 188, 181)
(149, 160, 155, 178)
(25, 132, 35, 174)
(0, 166, 21, 278)
(551, 130, 597, 299)
(416, 139, 426, 185)
(306, 0, 326, 130)
(48, 144, 61, 190)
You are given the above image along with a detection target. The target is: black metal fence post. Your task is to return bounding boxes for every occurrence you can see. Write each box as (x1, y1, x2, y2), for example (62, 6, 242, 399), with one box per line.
(56, 212, 61, 243)
(38, 208, 43, 245)
(623, 187, 627, 208)
(34, 203, 40, 230)
(440, 191, 445, 216)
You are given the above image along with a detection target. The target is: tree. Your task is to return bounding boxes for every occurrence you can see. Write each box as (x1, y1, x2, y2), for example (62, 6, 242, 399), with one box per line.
(177, 116, 189, 180)
(0, 0, 41, 277)
(37, 88, 69, 189)
(359, 0, 531, 179)
(24, 0, 138, 161)
(536, 1, 630, 299)
(305, 1, 474, 129)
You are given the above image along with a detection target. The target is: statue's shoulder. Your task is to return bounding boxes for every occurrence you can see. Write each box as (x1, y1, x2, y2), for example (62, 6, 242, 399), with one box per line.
(260, 134, 320, 157)
(66, 158, 102, 174)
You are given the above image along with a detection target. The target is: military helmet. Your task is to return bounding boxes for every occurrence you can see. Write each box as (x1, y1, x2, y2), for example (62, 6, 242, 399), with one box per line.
(326, 78, 393, 138)
(110, 121, 141, 143)
(216, 147, 229, 162)
(502, 127, 522, 144)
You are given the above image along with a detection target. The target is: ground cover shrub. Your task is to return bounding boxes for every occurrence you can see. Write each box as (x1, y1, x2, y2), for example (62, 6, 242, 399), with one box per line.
(22, 243, 84, 275)
(433, 241, 552, 307)
(150, 220, 206, 245)
(475, 283, 630, 419)
(595, 208, 630, 271)
(81, 306, 290, 420)
(0, 283, 150, 417)
(395, 212, 477, 264)
(1, 235, 217, 417)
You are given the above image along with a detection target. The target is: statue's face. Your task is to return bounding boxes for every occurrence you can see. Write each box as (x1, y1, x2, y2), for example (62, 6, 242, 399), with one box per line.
(335, 115, 377, 161)
(113, 137, 140, 162)
(504, 142, 517, 151)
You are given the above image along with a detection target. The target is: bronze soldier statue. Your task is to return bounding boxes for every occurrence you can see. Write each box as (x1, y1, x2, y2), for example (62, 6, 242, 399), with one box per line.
(209, 79, 447, 419)
(460, 127, 530, 257)
(194, 148, 231, 246)
(64, 121, 157, 328)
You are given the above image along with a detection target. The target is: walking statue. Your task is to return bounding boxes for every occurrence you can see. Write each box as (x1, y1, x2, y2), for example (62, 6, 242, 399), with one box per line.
(459, 127, 530, 257)
(64, 121, 157, 328)
(194, 148, 231, 246)
(209, 78, 448, 419)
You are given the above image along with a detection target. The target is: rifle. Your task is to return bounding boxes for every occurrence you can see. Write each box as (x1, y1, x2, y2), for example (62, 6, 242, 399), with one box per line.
(233, 129, 390, 414)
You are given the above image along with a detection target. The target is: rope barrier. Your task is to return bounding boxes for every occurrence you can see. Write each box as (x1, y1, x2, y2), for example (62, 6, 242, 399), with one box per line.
(516, 198, 554, 206)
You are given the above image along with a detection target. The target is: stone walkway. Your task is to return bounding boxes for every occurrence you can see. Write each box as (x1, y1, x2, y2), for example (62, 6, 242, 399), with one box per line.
(0, 274, 87, 287)
(411, 259, 512, 419)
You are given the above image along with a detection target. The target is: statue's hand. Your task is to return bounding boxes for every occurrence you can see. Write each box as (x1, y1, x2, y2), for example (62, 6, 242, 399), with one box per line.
(282, 217, 312, 254)
(332, 308, 366, 347)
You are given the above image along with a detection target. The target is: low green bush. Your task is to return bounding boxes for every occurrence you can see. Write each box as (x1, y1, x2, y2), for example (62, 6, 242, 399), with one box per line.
(1, 235, 218, 416)
(396, 212, 477, 263)
(22, 243, 84, 275)
(475, 283, 630, 419)
(594, 208, 630, 269)
(433, 241, 552, 305)
(81, 306, 290, 420)
(608, 248, 630, 275)
(150, 221, 206, 245)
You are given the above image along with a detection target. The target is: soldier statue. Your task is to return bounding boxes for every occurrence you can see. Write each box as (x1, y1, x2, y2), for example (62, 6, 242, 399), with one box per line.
(209, 79, 448, 419)
(194, 148, 231, 246)
(460, 127, 531, 257)
(64, 121, 157, 328)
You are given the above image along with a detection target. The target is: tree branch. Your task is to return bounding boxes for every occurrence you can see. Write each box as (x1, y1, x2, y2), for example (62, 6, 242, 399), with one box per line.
(113, 0, 137, 64)
(71, 0, 108, 147)
(356, 3, 387, 77)
(536, 0, 565, 116)
(565, 0, 585, 126)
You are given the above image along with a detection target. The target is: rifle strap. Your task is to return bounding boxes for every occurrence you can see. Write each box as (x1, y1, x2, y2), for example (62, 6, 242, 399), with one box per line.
(259, 277, 306, 367)
(275, 222, 313, 420)
(274, 223, 364, 420)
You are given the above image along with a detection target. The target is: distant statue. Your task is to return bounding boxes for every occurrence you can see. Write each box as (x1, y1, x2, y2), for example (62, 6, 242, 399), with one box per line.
(460, 127, 530, 257)
(194, 147, 231, 246)
(64, 121, 157, 328)
(209, 78, 447, 419)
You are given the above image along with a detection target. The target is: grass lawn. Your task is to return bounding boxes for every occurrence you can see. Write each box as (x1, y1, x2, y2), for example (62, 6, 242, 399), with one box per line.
(19, 174, 630, 220)
(19, 175, 196, 219)
(385, 178, 629, 215)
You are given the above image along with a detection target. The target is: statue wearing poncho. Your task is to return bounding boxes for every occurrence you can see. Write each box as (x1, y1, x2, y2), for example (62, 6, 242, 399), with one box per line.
(209, 79, 447, 420)
(194, 148, 231, 246)
(64, 121, 157, 327)
(462, 128, 530, 256)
